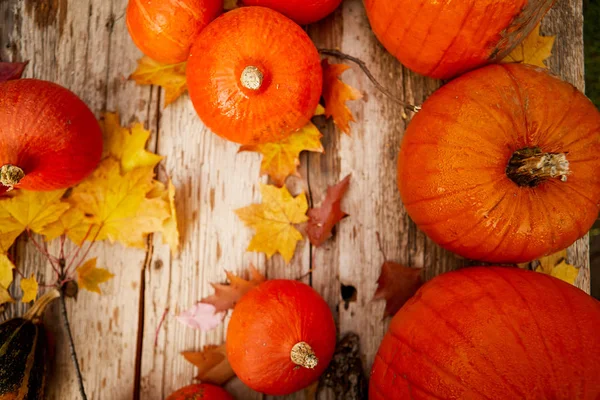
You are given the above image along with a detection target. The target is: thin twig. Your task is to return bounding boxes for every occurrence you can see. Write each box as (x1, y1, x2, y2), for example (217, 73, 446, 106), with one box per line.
(59, 234, 66, 260)
(26, 229, 60, 277)
(319, 49, 421, 113)
(154, 307, 169, 347)
(59, 293, 88, 400)
(66, 224, 95, 269)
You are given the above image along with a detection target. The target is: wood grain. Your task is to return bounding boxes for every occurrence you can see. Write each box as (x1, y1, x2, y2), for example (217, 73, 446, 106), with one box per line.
(0, 0, 590, 399)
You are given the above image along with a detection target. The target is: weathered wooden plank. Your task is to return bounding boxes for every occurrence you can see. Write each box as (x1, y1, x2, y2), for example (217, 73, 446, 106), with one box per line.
(1, 1, 156, 399)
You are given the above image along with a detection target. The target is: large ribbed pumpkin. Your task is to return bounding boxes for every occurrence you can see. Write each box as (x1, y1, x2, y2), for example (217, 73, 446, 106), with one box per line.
(364, 0, 554, 79)
(370, 267, 600, 400)
(398, 64, 600, 263)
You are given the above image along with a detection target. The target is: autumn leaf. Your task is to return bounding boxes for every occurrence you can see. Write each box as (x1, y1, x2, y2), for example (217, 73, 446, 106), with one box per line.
(236, 184, 308, 263)
(147, 180, 180, 255)
(240, 122, 324, 187)
(39, 208, 86, 242)
(0, 189, 69, 251)
(0, 287, 13, 305)
(321, 59, 362, 135)
(67, 159, 170, 247)
(306, 174, 350, 246)
(502, 24, 555, 68)
(76, 258, 115, 294)
(0, 254, 14, 290)
(201, 265, 266, 312)
(0, 61, 28, 82)
(535, 250, 579, 285)
(314, 104, 325, 116)
(100, 112, 163, 173)
(130, 57, 187, 107)
(177, 303, 225, 331)
(182, 344, 235, 385)
(20, 274, 38, 303)
(373, 262, 422, 317)
(224, 0, 239, 10)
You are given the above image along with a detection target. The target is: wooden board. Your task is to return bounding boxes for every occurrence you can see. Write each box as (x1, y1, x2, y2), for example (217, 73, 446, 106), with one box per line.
(0, 0, 588, 399)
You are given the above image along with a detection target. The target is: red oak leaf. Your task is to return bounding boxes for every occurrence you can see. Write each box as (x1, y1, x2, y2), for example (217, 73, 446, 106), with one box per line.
(306, 174, 351, 247)
(0, 61, 28, 82)
(373, 261, 422, 317)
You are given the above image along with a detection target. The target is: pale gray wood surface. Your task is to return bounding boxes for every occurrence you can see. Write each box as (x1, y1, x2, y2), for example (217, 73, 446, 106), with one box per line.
(0, 0, 588, 399)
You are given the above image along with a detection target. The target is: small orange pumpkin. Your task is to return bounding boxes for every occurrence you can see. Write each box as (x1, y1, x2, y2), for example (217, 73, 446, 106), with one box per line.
(370, 267, 600, 400)
(126, 0, 222, 64)
(226, 280, 336, 395)
(241, 0, 343, 24)
(398, 64, 600, 263)
(165, 383, 234, 400)
(364, 0, 554, 79)
(186, 7, 322, 144)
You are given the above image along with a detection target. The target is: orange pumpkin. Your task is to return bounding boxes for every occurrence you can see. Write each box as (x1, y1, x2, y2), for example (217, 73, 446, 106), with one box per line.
(165, 383, 234, 400)
(398, 64, 600, 263)
(226, 280, 336, 395)
(186, 7, 322, 144)
(126, 0, 222, 64)
(370, 267, 600, 400)
(364, 0, 554, 79)
(241, 0, 343, 24)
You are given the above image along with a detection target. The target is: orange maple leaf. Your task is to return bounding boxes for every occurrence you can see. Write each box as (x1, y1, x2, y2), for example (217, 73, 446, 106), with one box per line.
(373, 262, 422, 317)
(306, 174, 351, 246)
(201, 265, 265, 312)
(129, 57, 187, 108)
(240, 122, 324, 187)
(321, 59, 362, 135)
(182, 344, 235, 385)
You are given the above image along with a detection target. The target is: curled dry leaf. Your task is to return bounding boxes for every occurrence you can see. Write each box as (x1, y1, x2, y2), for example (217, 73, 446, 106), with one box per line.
(502, 24, 555, 68)
(306, 174, 350, 247)
(177, 303, 225, 331)
(321, 60, 362, 135)
(201, 265, 266, 312)
(235, 184, 308, 263)
(0, 254, 14, 290)
(76, 258, 115, 294)
(0, 61, 28, 82)
(240, 122, 324, 187)
(182, 344, 235, 385)
(20, 274, 38, 303)
(373, 261, 422, 317)
(129, 57, 187, 108)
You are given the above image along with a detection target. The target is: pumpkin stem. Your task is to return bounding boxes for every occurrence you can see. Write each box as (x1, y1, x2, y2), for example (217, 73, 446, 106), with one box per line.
(290, 341, 318, 369)
(506, 147, 570, 187)
(23, 288, 60, 322)
(0, 164, 25, 189)
(240, 66, 264, 91)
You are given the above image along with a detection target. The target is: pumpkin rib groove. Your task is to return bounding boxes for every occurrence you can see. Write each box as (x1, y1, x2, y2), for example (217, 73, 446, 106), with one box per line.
(416, 295, 529, 398)
(374, 354, 447, 400)
(501, 65, 531, 147)
(388, 1, 427, 60)
(541, 85, 579, 146)
(0, 320, 25, 357)
(134, 0, 184, 48)
(486, 189, 522, 259)
(558, 182, 599, 208)
(16, 325, 38, 400)
(388, 332, 492, 400)
(485, 268, 561, 393)
(558, 128, 600, 151)
(401, 2, 449, 66)
(427, 1, 477, 77)
(402, 139, 500, 162)
(545, 183, 586, 238)
(170, 0, 201, 20)
(532, 188, 558, 250)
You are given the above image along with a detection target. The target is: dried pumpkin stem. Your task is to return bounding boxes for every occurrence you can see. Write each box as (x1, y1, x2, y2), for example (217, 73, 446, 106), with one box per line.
(23, 288, 60, 321)
(506, 147, 570, 187)
(240, 66, 264, 90)
(0, 164, 25, 189)
(318, 49, 421, 113)
(291, 341, 319, 369)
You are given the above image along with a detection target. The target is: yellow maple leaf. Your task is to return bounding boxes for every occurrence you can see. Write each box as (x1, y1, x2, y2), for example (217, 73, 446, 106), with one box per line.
(0, 254, 14, 290)
(502, 24, 555, 68)
(76, 258, 115, 294)
(0, 286, 13, 305)
(0, 189, 69, 251)
(235, 184, 308, 263)
(240, 122, 324, 187)
(20, 274, 38, 303)
(100, 112, 163, 173)
(130, 57, 187, 108)
(67, 159, 170, 248)
(147, 179, 180, 255)
(535, 250, 580, 285)
(314, 104, 325, 116)
(39, 208, 86, 242)
(321, 59, 362, 135)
